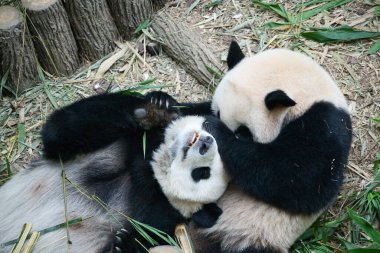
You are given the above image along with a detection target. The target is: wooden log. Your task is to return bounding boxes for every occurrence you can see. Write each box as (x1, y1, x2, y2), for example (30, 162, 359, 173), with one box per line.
(64, 0, 120, 61)
(107, 0, 154, 40)
(151, 10, 221, 87)
(151, 0, 169, 10)
(0, 6, 38, 95)
(22, 0, 80, 76)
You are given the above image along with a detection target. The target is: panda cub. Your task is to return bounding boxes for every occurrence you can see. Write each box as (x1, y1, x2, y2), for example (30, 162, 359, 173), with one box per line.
(148, 42, 352, 253)
(0, 93, 229, 253)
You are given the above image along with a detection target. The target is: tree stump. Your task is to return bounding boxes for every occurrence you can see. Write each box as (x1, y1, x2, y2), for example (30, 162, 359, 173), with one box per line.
(64, 0, 120, 61)
(0, 6, 38, 95)
(151, 11, 221, 87)
(22, 0, 80, 76)
(151, 0, 168, 10)
(107, 0, 154, 40)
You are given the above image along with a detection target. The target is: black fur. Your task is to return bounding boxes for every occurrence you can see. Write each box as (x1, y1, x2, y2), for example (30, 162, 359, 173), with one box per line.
(192, 203, 223, 228)
(265, 90, 296, 110)
(227, 41, 245, 69)
(203, 102, 352, 214)
(41, 92, 223, 252)
(42, 93, 144, 161)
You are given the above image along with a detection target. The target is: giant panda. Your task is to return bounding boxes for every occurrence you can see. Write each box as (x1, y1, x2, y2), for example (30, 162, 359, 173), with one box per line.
(147, 41, 352, 253)
(0, 93, 229, 253)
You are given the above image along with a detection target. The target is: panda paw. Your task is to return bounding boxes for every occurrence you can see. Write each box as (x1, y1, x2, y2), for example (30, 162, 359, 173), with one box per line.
(133, 92, 181, 130)
(203, 116, 233, 141)
(145, 91, 180, 112)
(112, 228, 137, 253)
(192, 203, 223, 228)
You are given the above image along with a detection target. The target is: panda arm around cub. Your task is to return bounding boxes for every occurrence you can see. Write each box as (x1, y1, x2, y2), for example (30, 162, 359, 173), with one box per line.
(204, 103, 352, 215)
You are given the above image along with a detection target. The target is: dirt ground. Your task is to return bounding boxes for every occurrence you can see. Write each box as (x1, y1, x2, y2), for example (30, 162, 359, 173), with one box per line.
(0, 0, 379, 243)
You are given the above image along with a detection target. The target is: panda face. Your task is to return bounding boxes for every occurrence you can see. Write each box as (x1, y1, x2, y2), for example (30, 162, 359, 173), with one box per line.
(151, 116, 229, 217)
(212, 47, 348, 143)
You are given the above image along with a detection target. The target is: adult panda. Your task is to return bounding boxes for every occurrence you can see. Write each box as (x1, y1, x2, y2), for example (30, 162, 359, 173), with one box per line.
(0, 93, 229, 253)
(148, 41, 352, 253)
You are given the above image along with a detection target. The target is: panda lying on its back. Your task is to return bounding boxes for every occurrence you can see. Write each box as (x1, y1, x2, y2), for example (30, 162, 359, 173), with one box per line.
(0, 93, 229, 253)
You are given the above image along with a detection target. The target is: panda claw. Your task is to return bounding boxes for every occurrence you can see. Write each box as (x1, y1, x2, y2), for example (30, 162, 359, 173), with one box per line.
(115, 236, 122, 244)
(159, 99, 163, 108)
(113, 246, 122, 253)
(166, 100, 170, 109)
(120, 228, 129, 234)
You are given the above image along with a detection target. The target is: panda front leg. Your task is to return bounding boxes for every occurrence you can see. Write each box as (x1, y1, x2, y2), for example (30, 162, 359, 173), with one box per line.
(42, 93, 145, 161)
(145, 91, 213, 116)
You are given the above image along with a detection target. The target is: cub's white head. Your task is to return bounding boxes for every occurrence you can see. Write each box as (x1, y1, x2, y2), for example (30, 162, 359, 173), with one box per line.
(151, 116, 229, 217)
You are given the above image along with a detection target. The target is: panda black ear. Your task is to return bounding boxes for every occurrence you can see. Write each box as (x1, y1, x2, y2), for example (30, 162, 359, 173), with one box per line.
(227, 41, 245, 70)
(265, 90, 296, 110)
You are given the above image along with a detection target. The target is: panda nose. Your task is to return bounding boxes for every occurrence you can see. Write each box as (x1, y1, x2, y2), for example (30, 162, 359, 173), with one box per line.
(199, 136, 214, 155)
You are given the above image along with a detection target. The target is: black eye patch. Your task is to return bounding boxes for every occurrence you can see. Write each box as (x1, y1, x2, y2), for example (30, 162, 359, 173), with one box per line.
(234, 125, 252, 140)
(191, 167, 211, 182)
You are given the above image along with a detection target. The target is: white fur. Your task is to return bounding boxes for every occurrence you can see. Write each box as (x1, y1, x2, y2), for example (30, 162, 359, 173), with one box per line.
(212, 49, 348, 143)
(193, 186, 322, 252)
(0, 116, 229, 252)
(193, 49, 348, 252)
(152, 116, 229, 218)
(0, 143, 128, 253)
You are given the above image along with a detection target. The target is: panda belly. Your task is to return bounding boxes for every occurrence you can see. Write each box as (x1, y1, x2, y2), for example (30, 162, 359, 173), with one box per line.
(192, 185, 321, 253)
(0, 152, 128, 253)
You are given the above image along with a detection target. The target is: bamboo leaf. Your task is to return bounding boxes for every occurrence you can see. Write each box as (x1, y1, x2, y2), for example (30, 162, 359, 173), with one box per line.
(301, 26, 380, 42)
(134, 20, 150, 34)
(136, 78, 156, 86)
(186, 0, 201, 15)
(348, 209, 380, 246)
(297, 0, 352, 21)
(368, 40, 380, 54)
(202, 0, 222, 13)
(1, 218, 84, 248)
(264, 21, 292, 29)
(251, 0, 292, 22)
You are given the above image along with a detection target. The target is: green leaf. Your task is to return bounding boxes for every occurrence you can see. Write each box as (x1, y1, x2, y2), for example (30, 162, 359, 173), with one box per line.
(375, 6, 380, 16)
(368, 40, 380, 54)
(134, 20, 150, 34)
(301, 26, 380, 43)
(373, 117, 380, 123)
(297, 0, 352, 21)
(185, 0, 201, 15)
(251, 0, 292, 22)
(374, 153, 380, 175)
(263, 21, 292, 29)
(348, 208, 380, 246)
(1, 218, 83, 247)
(202, 0, 222, 13)
(136, 78, 156, 86)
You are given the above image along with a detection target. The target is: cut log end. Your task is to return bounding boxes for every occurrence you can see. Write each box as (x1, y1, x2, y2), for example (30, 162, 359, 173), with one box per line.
(21, 0, 58, 11)
(0, 6, 23, 30)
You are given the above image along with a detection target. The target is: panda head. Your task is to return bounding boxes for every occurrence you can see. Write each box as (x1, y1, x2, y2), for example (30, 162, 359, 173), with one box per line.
(151, 116, 229, 217)
(211, 41, 348, 143)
